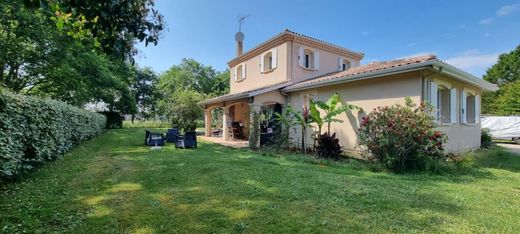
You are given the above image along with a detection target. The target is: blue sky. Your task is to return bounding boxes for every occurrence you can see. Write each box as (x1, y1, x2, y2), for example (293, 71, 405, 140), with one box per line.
(136, 0, 520, 77)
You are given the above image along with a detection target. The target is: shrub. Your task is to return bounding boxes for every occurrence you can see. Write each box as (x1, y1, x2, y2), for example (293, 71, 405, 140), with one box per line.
(358, 98, 447, 172)
(0, 90, 106, 180)
(99, 111, 123, 129)
(249, 109, 260, 149)
(315, 133, 343, 160)
(481, 128, 494, 148)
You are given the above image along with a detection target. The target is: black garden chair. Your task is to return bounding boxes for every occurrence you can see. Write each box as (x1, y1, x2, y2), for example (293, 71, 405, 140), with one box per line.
(166, 128, 179, 143)
(176, 131, 197, 149)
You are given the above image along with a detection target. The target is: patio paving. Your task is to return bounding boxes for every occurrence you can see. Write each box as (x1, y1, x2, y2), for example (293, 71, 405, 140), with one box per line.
(199, 136, 248, 148)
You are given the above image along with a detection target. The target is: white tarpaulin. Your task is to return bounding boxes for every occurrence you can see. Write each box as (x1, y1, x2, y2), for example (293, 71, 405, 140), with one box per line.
(481, 116, 520, 139)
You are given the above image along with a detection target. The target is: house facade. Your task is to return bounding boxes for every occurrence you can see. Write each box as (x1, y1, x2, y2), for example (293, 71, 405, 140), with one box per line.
(199, 29, 498, 153)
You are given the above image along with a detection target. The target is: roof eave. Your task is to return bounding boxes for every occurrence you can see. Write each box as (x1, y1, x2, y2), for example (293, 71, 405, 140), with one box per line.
(432, 61, 498, 92)
(283, 60, 499, 93)
(283, 61, 436, 92)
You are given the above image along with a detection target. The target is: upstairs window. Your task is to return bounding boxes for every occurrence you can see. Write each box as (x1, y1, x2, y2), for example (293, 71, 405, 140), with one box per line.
(298, 47, 320, 70)
(304, 51, 313, 69)
(260, 48, 277, 73)
(337, 57, 351, 71)
(233, 63, 246, 81)
(264, 52, 273, 70)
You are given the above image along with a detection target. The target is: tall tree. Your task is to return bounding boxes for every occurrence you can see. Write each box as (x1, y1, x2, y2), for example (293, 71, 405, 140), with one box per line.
(131, 67, 158, 120)
(1, 0, 164, 115)
(25, 0, 164, 61)
(157, 58, 230, 129)
(482, 45, 520, 115)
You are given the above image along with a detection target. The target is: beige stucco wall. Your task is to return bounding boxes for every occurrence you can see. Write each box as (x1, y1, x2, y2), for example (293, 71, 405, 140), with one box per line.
(427, 74, 483, 153)
(287, 71, 484, 153)
(228, 41, 362, 94)
(289, 41, 361, 84)
(229, 42, 289, 94)
(289, 72, 423, 152)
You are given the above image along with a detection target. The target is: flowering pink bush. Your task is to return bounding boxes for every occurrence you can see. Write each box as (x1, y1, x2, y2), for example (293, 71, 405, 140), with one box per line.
(358, 98, 447, 172)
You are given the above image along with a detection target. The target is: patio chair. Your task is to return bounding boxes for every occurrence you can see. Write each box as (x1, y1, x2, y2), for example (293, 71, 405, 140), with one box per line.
(166, 128, 179, 143)
(176, 131, 197, 149)
(145, 130, 165, 146)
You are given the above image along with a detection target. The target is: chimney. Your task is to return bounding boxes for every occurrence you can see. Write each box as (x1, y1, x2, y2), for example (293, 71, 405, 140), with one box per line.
(235, 32, 244, 57)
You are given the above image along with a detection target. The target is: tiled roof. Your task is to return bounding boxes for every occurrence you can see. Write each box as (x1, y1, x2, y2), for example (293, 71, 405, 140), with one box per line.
(284, 55, 438, 90)
(283, 29, 364, 57)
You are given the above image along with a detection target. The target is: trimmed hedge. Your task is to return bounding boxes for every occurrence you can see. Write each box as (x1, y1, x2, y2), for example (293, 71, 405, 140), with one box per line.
(0, 90, 106, 180)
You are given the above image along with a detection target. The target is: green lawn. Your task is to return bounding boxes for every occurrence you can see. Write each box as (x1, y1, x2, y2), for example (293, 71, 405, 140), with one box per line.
(1, 129, 520, 233)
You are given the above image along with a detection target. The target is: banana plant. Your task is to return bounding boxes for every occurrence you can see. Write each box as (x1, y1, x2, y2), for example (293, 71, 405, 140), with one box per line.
(310, 93, 361, 136)
(275, 105, 312, 152)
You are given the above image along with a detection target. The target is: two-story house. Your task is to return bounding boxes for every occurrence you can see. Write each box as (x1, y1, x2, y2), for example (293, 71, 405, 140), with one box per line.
(199, 29, 498, 152)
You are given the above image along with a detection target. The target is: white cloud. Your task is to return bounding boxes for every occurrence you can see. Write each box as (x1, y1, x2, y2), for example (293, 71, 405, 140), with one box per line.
(479, 18, 494, 24)
(497, 3, 520, 16)
(445, 50, 500, 76)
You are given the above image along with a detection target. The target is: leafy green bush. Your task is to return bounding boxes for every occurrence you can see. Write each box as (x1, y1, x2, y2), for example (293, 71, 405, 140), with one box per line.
(358, 98, 447, 172)
(481, 128, 494, 148)
(0, 90, 106, 180)
(316, 133, 343, 160)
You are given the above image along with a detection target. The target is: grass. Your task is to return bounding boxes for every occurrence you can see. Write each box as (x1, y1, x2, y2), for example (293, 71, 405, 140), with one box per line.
(1, 128, 520, 233)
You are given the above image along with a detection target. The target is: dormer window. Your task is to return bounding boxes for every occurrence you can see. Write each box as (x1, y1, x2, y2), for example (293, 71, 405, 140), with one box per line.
(260, 48, 277, 73)
(298, 47, 319, 70)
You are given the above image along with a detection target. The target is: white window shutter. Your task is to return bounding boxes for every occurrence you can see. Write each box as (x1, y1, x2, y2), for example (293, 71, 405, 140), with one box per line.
(314, 51, 320, 70)
(241, 64, 246, 79)
(461, 90, 467, 124)
(298, 47, 304, 67)
(475, 94, 481, 124)
(259, 55, 264, 72)
(337, 57, 344, 71)
(450, 88, 457, 123)
(233, 66, 238, 81)
(430, 81, 438, 123)
(272, 48, 277, 69)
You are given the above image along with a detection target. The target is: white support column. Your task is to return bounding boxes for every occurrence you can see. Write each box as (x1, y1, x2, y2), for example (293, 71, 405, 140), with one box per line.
(222, 106, 230, 140)
(204, 109, 212, 137)
(249, 104, 262, 148)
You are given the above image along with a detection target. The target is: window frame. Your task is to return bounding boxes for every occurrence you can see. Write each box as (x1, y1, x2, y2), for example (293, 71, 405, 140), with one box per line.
(303, 50, 314, 69)
(437, 86, 452, 125)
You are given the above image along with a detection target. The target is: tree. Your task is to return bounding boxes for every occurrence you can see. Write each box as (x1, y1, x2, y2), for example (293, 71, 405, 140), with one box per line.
(158, 58, 226, 95)
(1, 0, 160, 115)
(483, 45, 520, 115)
(158, 90, 204, 131)
(156, 59, 230, 129)
(131, 67, 158, 120)
(24, 0, 164, 61)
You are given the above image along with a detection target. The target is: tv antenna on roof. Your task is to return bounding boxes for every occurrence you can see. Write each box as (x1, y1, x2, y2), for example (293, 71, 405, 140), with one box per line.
(237, 14, 250, 32)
